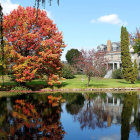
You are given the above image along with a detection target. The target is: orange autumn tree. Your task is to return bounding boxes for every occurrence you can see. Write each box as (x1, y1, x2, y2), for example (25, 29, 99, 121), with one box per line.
(3, 6, 65, 85)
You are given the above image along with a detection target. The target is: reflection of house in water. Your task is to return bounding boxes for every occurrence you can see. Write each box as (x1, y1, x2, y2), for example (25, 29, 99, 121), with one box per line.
(72, 93, 140, 132)
(92, 93, 140, 127)
(104, 93, 123, 125)
(91, 94, 122, 126)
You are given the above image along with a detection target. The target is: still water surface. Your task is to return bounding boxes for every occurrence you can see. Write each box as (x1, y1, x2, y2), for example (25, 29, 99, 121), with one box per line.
(0, 92, 140, 140)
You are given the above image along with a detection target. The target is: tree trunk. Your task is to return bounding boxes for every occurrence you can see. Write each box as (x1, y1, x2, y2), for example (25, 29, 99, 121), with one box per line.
(19, 82, 26, 87)
(87, 76, 90, 87)
(131, 81, 134, 84)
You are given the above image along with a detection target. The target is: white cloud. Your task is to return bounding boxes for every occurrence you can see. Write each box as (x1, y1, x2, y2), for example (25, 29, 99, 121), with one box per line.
(46, 11, 51, 19)
(42, 9, 52, 19)
(0, 1, 54, 21)
(98, 14, 121, 24)
(0, 0, 19, 15)
(99, 134, 120, 140)
(90, 19, 96, 23)
(91, 14, 127, 26)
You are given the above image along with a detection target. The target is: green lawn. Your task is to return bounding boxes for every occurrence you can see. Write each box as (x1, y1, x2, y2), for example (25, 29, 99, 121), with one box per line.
(0, 75, 140, 90)
(58, 75, 140, 89)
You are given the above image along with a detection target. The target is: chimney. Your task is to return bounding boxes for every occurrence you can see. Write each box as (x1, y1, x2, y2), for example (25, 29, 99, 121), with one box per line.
(107, 40, 111, 52)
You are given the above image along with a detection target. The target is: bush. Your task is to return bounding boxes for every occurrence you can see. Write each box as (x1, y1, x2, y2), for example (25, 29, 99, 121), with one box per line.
(62, 64, 75, 79)
(11, 86, 31, 91)
(112, 69, 123, 79)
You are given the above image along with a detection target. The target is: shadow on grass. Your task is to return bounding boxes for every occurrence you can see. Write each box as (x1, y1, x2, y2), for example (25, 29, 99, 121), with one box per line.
(0, 80, 48, 91)
(27, 80, 47, 85)
(118, 81, 131, 84)
(82, 83, 107, 88)
(2, 81, 17, 86)
(136, 79, 140, 84)
(55, 82, 68, 88)
(118, 80, 140, 84)
(27, 81, 69, 90)
(0, 80, 69, 91)
(0, 81, 17, 91)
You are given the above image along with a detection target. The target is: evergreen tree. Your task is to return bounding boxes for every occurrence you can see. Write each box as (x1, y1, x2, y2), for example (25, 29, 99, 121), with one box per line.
(120, 26, 136, 84)
(127, 60, 138, 84)
(133, 60, 138, 81)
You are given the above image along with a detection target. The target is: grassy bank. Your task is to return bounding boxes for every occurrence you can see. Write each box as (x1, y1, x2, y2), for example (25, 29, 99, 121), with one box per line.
(58, 75, 140, 89)
(0, 75, 140, 90)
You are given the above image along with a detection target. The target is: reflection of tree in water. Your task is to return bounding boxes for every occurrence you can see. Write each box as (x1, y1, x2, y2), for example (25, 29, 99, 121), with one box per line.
(64, 93, 85, 115)
(134, 116, 140, 134)
(134, 94, 140, 134)
(76, 104, 107, 130)
(0, 94, 65, 139)
(121, 92, 139, 140)
(70, 93, 108, 130)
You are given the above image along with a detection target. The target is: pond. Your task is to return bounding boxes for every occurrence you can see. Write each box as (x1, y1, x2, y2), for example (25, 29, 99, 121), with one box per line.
(0, 92, 140, 140)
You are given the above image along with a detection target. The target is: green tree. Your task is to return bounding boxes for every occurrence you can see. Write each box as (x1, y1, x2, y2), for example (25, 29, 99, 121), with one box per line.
(133, 59, 138, 78)
(66, 49, 80, 65)
(120, 26, 136, 84)
(112, 68, 123, 79)
(62, 64, 75, 79)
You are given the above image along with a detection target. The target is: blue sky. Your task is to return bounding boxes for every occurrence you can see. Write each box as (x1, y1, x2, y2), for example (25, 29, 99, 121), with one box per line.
(1, 0, 140, 60)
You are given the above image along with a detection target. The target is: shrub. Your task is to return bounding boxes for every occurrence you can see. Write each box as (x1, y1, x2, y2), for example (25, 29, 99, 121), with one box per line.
(11, 86, 31, 91)
(62, 64, 75, 79)
(112, 69, 123, 79)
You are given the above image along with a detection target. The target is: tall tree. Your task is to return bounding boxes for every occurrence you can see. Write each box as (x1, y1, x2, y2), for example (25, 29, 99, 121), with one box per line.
(74, 49, 108, 86)
(66, 49, 80, 65)
(133, 59, 138, 80)
(120, 26, 136, 84)
(3, 6, 65, 85)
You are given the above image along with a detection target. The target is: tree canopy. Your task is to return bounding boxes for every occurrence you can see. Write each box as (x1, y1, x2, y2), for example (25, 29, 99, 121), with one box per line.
(74, 49, 108, 86)
(3, 6, 65, 85)
(66, 49, 80, 65)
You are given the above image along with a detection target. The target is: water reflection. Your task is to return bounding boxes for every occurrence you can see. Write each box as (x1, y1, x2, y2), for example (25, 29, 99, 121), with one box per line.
(64, 93, 85, 115)
(0, 92, 140, 140)
(63, 92, 140, 140)
(121, 93, 140, 140)
(0, 94, 65, 139)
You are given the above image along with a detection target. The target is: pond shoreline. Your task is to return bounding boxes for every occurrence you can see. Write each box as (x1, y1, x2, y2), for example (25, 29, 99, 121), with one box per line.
(40, 87, 140, 92)
(0, 87, 140, 93)
(0, 88, 140, 97)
